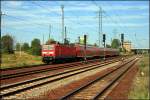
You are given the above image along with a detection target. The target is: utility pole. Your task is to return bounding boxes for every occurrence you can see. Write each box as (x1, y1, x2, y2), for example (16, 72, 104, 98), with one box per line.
(49, 24, 51, 40)
(61, 5, 64, 43)
(19, 42, 22, 57)
(43, 34, 44, 45)
(100, 7, 103, 47)
(78, 36, 80, 44)
(113, 29, 117, 39)
(98, 7, 102, 47)
(0, 11, 6, 16)
(1, 11, 6, 63)
(64, 26, 67, 44)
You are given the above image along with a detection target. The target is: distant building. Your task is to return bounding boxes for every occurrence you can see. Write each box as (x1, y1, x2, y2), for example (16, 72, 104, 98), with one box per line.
(123, 41, 132, 52)
(131, 48, 150, 54)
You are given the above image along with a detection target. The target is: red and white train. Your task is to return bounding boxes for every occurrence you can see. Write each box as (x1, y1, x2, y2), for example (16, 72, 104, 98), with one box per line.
(42, 43, 119, 64)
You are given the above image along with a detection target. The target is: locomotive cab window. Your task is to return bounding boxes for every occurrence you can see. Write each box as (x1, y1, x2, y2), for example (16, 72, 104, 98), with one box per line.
(42, 45, 54, 50)
(48, 45, 54, 50)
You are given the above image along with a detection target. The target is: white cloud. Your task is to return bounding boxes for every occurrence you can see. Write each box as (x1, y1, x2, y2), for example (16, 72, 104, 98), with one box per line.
(103, 23, 149, 28)
(48, 5, 148, 12)
(8, 1, 23, 7)
(9, 1, 22, 6)
(2, 1, 149, 31)
(102, 5, 148, 11)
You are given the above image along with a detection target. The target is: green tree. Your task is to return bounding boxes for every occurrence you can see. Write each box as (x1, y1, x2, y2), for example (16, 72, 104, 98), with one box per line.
(94, 43, 98, 47)
(22, 43, 30, 51)
(64, 39, 70, 44)
(111, 39, 120, 49)
(31, 38, 41, 55)
(1, 34, 14, 54)
(16, 43, 21, 51)
(79, 37, 84, 45)
(79, 36, 88, 45)
(106, 44, 111, 48)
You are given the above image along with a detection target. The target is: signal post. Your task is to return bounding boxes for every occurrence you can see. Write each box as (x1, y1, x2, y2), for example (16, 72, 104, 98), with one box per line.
(84, 35, 87, 62)
(103, 34, 106, 60)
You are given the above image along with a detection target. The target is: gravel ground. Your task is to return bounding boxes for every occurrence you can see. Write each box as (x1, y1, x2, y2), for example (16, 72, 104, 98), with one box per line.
(1, 60, 93, 86)
(104, 59, 139, 99)
(69, 63, 128, 99)
(3, 62, 119, 99)
(28, 57, 135, 100)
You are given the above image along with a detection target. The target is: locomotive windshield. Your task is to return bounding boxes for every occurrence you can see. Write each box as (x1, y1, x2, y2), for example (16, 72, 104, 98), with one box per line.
(42, 45, 54, 50)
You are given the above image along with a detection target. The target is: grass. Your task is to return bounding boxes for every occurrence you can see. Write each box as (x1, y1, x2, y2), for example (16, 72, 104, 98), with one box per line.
(128, 54, 149, 99)
(1, 51, 44, 69)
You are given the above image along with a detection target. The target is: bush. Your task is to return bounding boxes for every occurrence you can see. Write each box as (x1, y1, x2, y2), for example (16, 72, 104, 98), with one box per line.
(22, 43, 30, 51)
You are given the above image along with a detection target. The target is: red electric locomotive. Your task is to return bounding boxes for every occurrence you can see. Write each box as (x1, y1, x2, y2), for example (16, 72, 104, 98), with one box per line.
(42, 43, 76, 63)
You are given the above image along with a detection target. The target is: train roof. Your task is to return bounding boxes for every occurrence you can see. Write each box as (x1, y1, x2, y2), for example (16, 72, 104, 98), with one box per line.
(42, 44, 119, 51)
(75, 44, 119, 51)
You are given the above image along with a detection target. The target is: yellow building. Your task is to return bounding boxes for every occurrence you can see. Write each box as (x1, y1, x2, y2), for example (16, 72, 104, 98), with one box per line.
(123, 41, 132, 52)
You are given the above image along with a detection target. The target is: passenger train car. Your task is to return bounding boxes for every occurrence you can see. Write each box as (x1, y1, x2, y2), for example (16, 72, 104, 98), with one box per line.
(42, 43, 119, 64)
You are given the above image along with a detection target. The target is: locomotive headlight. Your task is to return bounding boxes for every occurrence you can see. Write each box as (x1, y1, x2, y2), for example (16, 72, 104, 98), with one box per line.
(42, 52, 47, 54)
(49, 51, 54, 54)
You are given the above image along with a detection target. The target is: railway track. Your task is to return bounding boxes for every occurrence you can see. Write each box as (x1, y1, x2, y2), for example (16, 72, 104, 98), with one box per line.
(59, 57, 139, 100)
(0, 61, 85, 80)
(0, 57, 127, 99)
(1, 56, 125, 80)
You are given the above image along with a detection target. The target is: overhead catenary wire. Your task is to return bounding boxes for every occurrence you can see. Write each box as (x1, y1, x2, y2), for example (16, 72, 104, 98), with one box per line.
(92, 1, 127, 33)
(31, 1, 100, 44)
(31, 2, 84, 37)
(31, 1, 83, 26)
(3, 14, 51, 27)
(50, 1, 98, 33)
(106, 3, 140, 45)
(103, 2, 140, 48)
(102, 2, 137, 43)
(92, 0, 135, 46)
(3, 1, 123, 41)
(2, 12, 61, 36)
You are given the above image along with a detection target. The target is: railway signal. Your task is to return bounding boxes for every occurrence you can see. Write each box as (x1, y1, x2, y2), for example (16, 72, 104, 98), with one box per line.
(103, 34, 106, 47)
(78, 36, 80, 44)
(121, 33, 124, 49)
(84, 35, 87, 49)
(103, 34, 106, 60)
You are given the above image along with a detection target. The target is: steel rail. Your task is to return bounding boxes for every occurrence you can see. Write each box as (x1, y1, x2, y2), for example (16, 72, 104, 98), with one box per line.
(1, 56, 124, 71)
(0, 63, 81, 80)
(0, 56, 121, 80)
(92, 59, 138, 99)
(0, 58, 122, 98)
(60, 57, 137, 100)
(1, 58, 119, 90)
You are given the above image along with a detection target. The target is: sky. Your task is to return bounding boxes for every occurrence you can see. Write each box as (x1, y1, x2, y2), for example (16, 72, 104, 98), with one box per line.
(1, 1, 149, 49)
